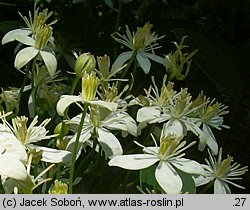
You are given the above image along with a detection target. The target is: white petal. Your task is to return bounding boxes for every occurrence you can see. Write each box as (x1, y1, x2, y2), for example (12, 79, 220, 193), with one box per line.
(109, 154, 158, 170)
(170, 158, 206, 176)
(111, 51, 133, 72)
(192, 174, 211, 187)
(28, 144, 72, 164)
(0, 130, 27, 162)
(155, 161, 182, 194)
(97, 128, 123, 159)
(0, 156, 28, 180)
(66, 126, 92, 160)
(15, 34, 35, 46)
(136, 53, 151, 74)
(137, 106, 161, 123)
(89, 100, 117, 111)
(162, 119, 184, 139)
(142, 52, 165, 64)
(104, 112, 137, 136)
(203, 124, 218, 155)
(40, 50, 57, 77)
(56, 95, 84, 116)
(14, 47, 38, 69)
(214, 179, 231, 194)
(1, 28, 31, 45)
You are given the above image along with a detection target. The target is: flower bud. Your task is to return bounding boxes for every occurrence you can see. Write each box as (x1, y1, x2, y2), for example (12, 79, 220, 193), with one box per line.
(74, 52, 96, 78)
(49, 180, 68, 194)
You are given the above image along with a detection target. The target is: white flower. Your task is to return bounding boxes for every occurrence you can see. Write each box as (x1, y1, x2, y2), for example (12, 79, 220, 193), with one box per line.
(13, 25, 57, 77)
(190, 93, 229, 155)
(137, 85, 205, 145)
(0, 115, 71, 164)
(109, 131, 205, 194)
(57, 72, 117, 116)
(2, 4, 56, 45)
(193, 149, 248, 194)
(111, 23, 165, 74)
(66, 107, 137, 159)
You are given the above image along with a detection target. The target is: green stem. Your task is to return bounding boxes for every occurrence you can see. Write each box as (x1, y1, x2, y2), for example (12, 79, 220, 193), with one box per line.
(199, 180, 214, 194)
(59, 77, 80, 140)
(120, 51, 137, 79)
(113, 1, 122, 58)
(56, 77, 80, 181)
(18, 68, 30, 115)
(68, 102, 89, 194)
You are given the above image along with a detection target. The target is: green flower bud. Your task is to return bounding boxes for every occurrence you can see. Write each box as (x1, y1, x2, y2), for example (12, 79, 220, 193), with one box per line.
(49, 180, 68, 194)
(54, 122, 69, 136)
(74, 52, 96, 78)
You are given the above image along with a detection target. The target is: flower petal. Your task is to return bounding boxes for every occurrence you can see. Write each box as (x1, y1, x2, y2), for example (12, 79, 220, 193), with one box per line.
(66, 126, 92, 160)
(1, 28, 31, 45)
(109, 154, 158, 170)
(40, 50, 57, 77)
(0, 129, 27, 162)
(14, 47, 38, 69)
(162, 119, 184, 139)
(89, 100, 117, 111)
(97, 128, 123, 159)
(142, 52, 165, 64)
(170, 158, 206, 176)
(15, 34, 35, 46)
(0, 156, 28, 180)
(56, 95, 84, 116)
(137, 106, 161, 123)
(202, 124, 218, 155)
(111, 51, 133, 72)
(214, 179, 231, 194)
(28, 144, 72, 164)
(136, 52, 151, 74)
(155, 161, 182, 194)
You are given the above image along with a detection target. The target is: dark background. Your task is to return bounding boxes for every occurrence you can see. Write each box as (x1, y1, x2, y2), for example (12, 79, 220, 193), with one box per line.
(0, 0, 249, 193)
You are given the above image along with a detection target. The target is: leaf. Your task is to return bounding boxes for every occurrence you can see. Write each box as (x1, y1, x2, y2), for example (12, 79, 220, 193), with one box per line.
(139, 164, 160, 192)
(175, 167, 196, 194)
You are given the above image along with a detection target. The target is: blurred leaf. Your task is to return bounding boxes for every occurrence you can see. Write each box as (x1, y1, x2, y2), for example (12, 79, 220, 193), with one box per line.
(175, 167, 196, 194)
(105, 0, 113, 9)
(172, 29, 242, 97)
(0, 20, 22, 33)
(140, 164, 158, 191)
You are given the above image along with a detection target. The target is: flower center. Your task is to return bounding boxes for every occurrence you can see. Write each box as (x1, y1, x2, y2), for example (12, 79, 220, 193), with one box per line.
(214, 155, 233, 178)
(158, 134, 180, 160)
(133, 23, 153, 51)
(35, 25, 53, 50)
(170, 89, 191, 118)
(12, 116, 29, 145)
(201, 103, 220, 123)
(81, 72, 100, 101)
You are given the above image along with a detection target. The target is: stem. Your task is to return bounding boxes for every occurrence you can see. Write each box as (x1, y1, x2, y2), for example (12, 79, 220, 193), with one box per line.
(118, 51, 137, 90)
(113, 1, 122, 58)
(59, 77, 80, 140)
(120, 51, 137, 79)
(18, 68, 30, 115)
(199, 180, 214, 194)
(68, 102, 89, 194)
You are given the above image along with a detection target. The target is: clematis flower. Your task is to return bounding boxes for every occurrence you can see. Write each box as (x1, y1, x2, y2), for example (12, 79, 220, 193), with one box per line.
(193, 149, 248, 194)
(1, 4, 56, 45)
(109, 129, 205, 194)
(111, 23, 165, 74)
(57, 72, 117, 116)
(13, 25, 57, 77)
(189, 92, 229, 155)
(136, 80, 206, 145)
(66, 106, 137, 159)
(0, 115, 71, 164)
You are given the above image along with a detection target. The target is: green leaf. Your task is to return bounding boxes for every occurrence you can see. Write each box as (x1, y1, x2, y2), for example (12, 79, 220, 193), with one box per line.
(175, 167, 196, 194)
(140, 164, 159, 191)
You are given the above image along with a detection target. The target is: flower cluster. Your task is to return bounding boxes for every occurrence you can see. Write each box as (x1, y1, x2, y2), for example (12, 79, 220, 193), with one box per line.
(0, 4, 247, 194)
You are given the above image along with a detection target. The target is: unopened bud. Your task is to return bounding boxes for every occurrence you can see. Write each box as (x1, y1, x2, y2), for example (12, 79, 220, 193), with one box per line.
(74, 52, 96, 78)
